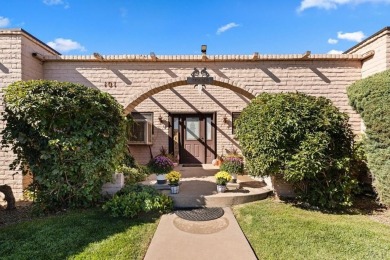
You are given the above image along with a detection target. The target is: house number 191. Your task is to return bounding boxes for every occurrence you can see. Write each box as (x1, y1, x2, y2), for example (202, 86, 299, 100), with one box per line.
(105, 82, 117, 88)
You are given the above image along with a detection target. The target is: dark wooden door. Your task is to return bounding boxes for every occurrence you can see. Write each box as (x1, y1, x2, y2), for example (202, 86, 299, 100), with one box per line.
(170, 114, 216, 164)
(181, 115, 205, 164)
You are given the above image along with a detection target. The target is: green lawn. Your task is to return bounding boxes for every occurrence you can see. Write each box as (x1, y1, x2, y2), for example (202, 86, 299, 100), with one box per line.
(234, 199, 390, 260)
(0, 209, 159, 260)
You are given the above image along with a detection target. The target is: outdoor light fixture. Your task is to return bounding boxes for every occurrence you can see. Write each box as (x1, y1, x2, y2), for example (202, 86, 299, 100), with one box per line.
(201, 45, 207, 54)
(158, 114, 163, 123)
(223, 114, 228, 124)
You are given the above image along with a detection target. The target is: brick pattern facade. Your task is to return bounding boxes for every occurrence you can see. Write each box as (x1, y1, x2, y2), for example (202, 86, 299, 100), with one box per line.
(0, 30, 58, 200)
(1, 28, 389, 199)
(346, 28, 390, 78)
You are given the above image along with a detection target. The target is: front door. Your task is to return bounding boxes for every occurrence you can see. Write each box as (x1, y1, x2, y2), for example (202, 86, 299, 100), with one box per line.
(170, 114, 216, 164)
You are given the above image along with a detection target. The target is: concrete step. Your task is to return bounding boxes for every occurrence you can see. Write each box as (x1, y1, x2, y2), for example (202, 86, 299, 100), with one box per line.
(163, 186, 272, 208)
(143, 170, 273, 208)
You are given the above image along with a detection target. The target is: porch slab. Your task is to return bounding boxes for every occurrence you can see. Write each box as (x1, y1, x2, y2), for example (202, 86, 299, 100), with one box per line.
(142, 164, 272, 208)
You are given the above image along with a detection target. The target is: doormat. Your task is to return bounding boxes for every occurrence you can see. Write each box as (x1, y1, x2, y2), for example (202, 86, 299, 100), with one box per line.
(175, 207, 224, 221)
(182, 164, 202, 167)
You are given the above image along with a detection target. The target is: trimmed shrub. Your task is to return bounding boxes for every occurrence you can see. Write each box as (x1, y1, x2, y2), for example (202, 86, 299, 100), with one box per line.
(235, 92, 357, 209)
(119, 164, 150, 185)
(1, 80, 127, 211)
(348, 69, 390, 205)
(102, 184, 173, 218)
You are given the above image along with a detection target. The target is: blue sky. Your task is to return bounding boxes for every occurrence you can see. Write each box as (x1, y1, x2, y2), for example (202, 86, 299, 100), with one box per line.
(1, 0, 389, 55)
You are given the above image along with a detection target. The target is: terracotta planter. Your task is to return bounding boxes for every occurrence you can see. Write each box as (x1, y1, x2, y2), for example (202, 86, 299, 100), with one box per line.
(217, 185, 227, 193)
(156, 174, 167, 184)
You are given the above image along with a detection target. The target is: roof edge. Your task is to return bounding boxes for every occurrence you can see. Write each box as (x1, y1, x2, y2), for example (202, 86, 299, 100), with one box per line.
(344, 26, 390, 54)
(39, 53, 365, 62)
(0, 28, 61, 55)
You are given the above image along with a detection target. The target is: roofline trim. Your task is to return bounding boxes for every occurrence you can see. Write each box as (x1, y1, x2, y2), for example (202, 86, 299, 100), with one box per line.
(39, 53, 365, 62)
(0, 28, 61, 55)
(344, 26, 390, 54)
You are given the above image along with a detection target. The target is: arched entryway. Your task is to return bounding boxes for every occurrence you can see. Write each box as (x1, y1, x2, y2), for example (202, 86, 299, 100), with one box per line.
(123, 78, 256, 164)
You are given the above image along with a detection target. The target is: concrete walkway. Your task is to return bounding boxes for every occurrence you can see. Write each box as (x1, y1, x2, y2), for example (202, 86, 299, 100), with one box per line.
(144, 207, 258, 260)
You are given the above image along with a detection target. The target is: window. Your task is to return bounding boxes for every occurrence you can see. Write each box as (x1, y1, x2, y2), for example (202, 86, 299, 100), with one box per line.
(186, 117, 200, 140)
(232, 112, 241, 135)
(129, 112, 153, 145)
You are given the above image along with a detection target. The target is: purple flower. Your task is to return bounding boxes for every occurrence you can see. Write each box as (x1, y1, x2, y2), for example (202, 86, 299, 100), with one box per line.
(147, 155, 174, 174)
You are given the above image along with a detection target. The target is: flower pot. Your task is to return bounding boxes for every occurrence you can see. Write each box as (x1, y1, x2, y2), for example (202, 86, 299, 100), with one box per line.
(217, 185, 227, 193)
(156, 174, 167, 184)
(170, 185, 179, 194)
(230, 173, 237, 183)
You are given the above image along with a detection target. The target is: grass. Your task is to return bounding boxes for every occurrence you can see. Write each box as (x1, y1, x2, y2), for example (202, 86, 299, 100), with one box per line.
(233, 199, 390, 260)
(0, 208, 159, 260)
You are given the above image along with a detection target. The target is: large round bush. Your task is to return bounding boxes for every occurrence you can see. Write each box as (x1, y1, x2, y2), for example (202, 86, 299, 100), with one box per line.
(348, 69, 390, 206)
(1, 80, 127, 211)
(235, 92, 357, 208)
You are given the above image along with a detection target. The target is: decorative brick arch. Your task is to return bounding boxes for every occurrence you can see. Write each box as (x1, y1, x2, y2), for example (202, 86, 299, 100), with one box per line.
(124, 76, 256, 114)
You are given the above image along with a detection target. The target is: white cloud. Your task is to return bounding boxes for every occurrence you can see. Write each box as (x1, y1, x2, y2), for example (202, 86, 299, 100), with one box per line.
(0, 16, 10, 28)
(328, 49, 344, 54)
(43, 0, 63, 5)
(216, 22, 240, 35)
(328, 38, 338, 44)
(337, 31, 365, 42)
(43, 0, 69, 8)
(47, 38, 86, 53)
(120, 8, 128, 18)
(298, 0, 390, 12)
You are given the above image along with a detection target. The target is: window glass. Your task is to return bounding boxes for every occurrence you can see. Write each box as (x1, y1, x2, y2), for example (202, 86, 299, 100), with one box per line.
(173, 117, 179, 157)
(206, 117, 212, 140)
(186, 117, 200, 140)
(129, 112, 153, 144)
(232, 112, 241, 135)
(132, 121, 145, 142)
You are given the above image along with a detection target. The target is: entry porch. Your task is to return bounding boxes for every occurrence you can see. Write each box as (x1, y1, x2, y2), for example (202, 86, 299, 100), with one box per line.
(142, 164, 272, 208)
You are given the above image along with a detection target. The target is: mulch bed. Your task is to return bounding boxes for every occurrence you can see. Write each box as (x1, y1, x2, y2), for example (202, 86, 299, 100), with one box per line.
(0, 201, 34, 228)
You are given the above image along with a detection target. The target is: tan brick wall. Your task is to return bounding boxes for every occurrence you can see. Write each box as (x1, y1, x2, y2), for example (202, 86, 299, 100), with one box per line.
(346, 30, 390, 78)
(43, 60, 363, 163)
(0, 31, 59, 200)
(387, 34, 390, 70)
(5, 28, 390, 199)
(129, 85, 250, 163)
(0, 33, 23, 200)
(21, 36, 53, 80)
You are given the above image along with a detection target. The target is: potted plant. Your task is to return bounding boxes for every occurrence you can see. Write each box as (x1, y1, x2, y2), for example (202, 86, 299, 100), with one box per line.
(220, 156, 244, 183)
(147, 155, 174, 184)
(214, 171, 232, 193)
(159, 146, 179, 167)
(166, 170, 181, 194)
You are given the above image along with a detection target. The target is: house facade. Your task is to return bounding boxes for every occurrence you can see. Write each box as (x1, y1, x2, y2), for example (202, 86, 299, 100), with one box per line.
(1, 27, 389, 200)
